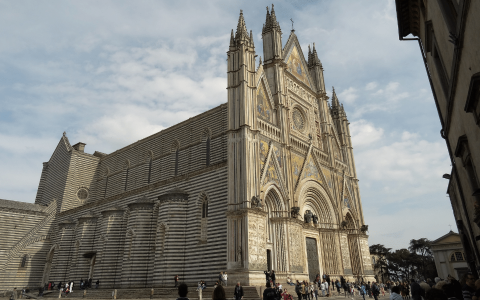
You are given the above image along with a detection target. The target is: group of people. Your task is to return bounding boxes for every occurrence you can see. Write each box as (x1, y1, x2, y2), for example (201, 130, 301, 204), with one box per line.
(174, 281, 245, 300)
(388, 274, 480, 300)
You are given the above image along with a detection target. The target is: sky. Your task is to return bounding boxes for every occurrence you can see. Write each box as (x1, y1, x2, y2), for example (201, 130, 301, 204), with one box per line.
(0, 0, 454, 250)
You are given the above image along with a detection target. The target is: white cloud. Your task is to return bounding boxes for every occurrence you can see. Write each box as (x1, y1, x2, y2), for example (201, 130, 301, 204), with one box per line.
(350, 119, 384, 148)
(338, 87, 358, 104)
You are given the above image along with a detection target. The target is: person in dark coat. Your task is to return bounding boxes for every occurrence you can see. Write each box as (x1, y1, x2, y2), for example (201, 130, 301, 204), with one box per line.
(265, 271, 271, 285)
(175, 275, 179, 287)
(271, 270, 276, 286)
(177, 283, 189, 300)
(234, 282, 244, 300)
(264, 282, 277, 300)
(410, 279, 423, 300)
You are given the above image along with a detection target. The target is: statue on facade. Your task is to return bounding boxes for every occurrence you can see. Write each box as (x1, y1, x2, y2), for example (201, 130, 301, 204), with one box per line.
(291, 207, 300, 218)
(312, 214, 319, 224)
(251, 196, 262, 208)
(360, 225, 369, 233)
(341, 220, 348, 229)
(304, 210, 313, 223)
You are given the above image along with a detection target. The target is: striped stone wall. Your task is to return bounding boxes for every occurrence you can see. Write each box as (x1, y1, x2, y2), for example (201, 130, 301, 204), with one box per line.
(0, 200, 55, 290)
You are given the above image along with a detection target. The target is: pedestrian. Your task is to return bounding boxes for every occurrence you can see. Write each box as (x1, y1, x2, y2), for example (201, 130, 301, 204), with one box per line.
(175, 275, 180, 287)
(321, 280, 326, 297)
(336, 280, 341, 295)
(69, 281, 73, 293)
(10, 288, 17, 300)
(324, 279, 329, 297)
(360, 283, 367, 300)
(390, 286, 403, 300)
(234, 282, 244, 300)
(287, 277, 295, 286)
(461, 273, 476, 300)
(219, 272, 224, 286)
(296, 281, 302, 300)
(223, 272, 228, 287)
(95, 280, 99, 289)
(271, 270, 276, 286)
(264, 282, 278, 300)
(58, 282, 62, 291)
(177, 283, 189, 300)
(372, 282, 380, 300)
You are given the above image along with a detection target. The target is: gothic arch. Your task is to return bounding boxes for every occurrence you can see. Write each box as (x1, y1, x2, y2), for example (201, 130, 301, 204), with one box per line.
(263, 185, 287, 213)
(295, 180, 338, 227)
(344, 212, 357, 229)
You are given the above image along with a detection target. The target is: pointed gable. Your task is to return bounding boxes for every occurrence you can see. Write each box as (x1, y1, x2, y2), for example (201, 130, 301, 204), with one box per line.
(283, 32, 313, 89)
(263, 157, 280, 186)
(301, 154, 322, 183)
(256, 80, 273, 122)
(291, 152, 305, 186)
(259, 139, 270, 169)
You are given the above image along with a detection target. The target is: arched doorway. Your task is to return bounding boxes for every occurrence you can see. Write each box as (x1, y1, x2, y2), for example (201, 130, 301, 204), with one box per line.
(42, 245, 56, 286)
(264, 187, 287, 272)
(345, 212, 362, 279)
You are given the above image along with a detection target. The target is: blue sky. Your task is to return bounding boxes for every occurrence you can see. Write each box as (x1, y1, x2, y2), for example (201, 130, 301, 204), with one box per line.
(0, 0, 454, 249)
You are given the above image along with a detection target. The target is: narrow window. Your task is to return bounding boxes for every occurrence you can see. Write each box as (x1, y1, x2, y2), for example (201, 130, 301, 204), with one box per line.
(147, 159, 153, 184)
(464, 73, 480, 127)
(425, 21, 433, 53)
(432, 43, 449, 97)
(20, 255, 27, 268)
(124, 168, 129, 191)
(437, 0, 458, 34)
(201, 197, 208, 241)
(206, 137, 211, 166)
(174, 150, 179, 176)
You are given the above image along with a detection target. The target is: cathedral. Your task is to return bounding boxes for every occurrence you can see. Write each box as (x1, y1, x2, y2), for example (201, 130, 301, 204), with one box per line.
(0, 6, 374, 290)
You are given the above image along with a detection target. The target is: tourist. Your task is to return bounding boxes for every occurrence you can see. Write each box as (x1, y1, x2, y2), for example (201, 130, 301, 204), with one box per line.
(324, 279, 329, 297)
(360, 283, 367, 300)
(58, 282, 62, 291)
(336, 280, 341, 295)
(10, 288, 17, 300)
(271, 270, 276, 286)
(264, 282, 278, 300)
(283, 289, 293, 300)
(461, 273, 476, 300)
(371, 282, 380, 300)
(175, 275, 180, 287)
(295, 281, 302, 300)
(390, 286, 403, 300)
(223, 272, 228, 287)
(177, 283, 189, 300)
(311, 282, 317, 300)
(219, 272, 224, 286)
(234, 282, 244, 300)
(411, 279, 424, 300)
(287, 277, 295, 286)
(69, 281, 73, 293)
(320, 280, 326, 297)
(96, 280, 99, 289)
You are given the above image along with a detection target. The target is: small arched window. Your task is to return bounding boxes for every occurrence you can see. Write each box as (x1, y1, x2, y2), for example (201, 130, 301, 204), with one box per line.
(20, 254, 28, 268)
(451, 252, 465, 261)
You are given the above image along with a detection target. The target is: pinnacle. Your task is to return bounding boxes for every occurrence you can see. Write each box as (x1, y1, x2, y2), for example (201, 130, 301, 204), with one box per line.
(332, 86, 340, 107)
(235, 9, 249, 42)
(262, 4, 281, 35)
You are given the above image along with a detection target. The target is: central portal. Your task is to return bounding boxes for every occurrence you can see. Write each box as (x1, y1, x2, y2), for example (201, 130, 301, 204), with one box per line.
(306, 237, 320, 283)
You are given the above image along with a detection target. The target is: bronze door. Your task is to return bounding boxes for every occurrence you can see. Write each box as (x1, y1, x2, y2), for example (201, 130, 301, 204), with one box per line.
(306, 237, 320, 283)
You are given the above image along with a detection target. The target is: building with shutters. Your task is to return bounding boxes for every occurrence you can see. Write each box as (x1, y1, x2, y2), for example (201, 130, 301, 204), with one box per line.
(0, 6, 375, 290)
(394, 0, 480, 275)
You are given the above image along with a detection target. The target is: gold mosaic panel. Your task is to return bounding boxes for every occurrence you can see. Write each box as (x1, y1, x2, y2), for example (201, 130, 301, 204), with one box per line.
(259, 140, 269, 169)
(291, 152, 305, 186)
(301, 154, 321, 183)
(264, 158, 280, 187)
(321, 166, 333, 190)
(256, 83, 272, 122)
(286, 46, 310, 86)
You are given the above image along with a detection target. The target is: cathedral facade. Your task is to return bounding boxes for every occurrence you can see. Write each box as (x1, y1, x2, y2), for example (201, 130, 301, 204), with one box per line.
(0, 6, 374, 290)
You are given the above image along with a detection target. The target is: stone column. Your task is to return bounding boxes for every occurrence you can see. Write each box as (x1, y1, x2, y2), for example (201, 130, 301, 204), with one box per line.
(71, 213, 98, 281)
(121, 196, 155, 288)
(339, 232, 353, 279)
(154, 188, 188, 287)
(96, 207, 125, 288)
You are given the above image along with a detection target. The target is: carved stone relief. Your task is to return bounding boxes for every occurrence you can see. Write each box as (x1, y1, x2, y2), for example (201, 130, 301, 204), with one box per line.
(248, 215, 267, 270)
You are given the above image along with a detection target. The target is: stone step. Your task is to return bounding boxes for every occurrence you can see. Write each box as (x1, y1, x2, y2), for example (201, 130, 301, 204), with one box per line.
(41, 286, 261, 300)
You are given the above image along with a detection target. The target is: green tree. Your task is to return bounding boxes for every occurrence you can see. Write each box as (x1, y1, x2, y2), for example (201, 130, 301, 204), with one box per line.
(409, 238, 437, 280)
(370, 244, 392, 282)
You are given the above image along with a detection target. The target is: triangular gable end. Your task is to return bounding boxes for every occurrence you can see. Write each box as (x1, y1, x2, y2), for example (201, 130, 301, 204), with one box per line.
(256, 75, 275, 123)
(283, 32, 313, 89)
(259, 139, 270, 171)
(261, 144, 287, 194)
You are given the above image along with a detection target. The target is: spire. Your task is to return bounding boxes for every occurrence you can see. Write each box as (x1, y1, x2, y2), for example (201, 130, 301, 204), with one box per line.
(259, 56, 262, 66)
(235, 10, 249, 42)
(308, 44, 312, 66)
(250, 30, 254, 47)
(312, 43, 322, 66)
(332, 87, 340, 107)
(230, 29, 235, 47)
(263, 4, 281, 34)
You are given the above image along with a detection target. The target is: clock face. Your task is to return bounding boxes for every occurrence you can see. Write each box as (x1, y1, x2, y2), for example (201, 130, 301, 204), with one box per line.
(292, 108, 305, 132)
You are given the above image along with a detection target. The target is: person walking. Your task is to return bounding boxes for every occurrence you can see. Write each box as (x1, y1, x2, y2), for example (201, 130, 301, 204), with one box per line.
(390, 286, 403, 300)
(264, 282, 277, 300)
(271, 271, 276, 286)
(69, 281, 73, 293)
(175, 275, 180, 287)
(223, 272, 228, 287)
(360, 283, 367, 300)
(176, 283, 189, 300)
(295, 281, 302, 300)
(234, 282, 244, 300)
(461, 273, 476, 300)
(95, 280, 99, 289)
(372, 282, 380, 300)
(219, 272, 224, 286)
